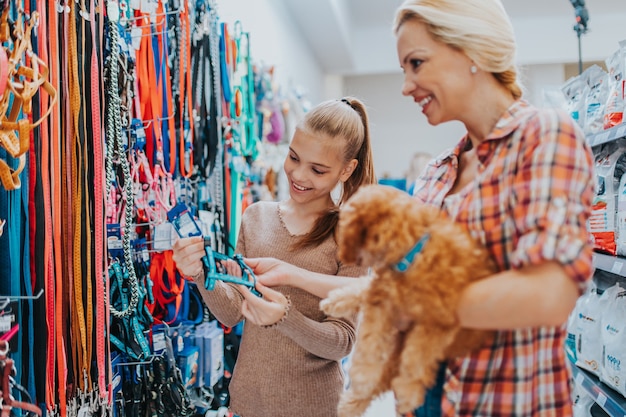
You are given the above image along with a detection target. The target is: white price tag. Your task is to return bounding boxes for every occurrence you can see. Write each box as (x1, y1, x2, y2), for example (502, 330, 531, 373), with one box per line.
(153, 223, 172, 251)
(152, 332, 166, 353)
(611, 261, 623, 275)
(0, 316, 11, 332)
(595, 392, 607, 407)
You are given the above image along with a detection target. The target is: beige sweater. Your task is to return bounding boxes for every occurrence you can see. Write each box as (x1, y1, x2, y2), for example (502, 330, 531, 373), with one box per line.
(197, 201, 367, 417)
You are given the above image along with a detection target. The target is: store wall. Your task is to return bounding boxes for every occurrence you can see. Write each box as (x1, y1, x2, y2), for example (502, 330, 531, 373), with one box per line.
(217, 0, 326, 104)
(343, 73, 465, 180)
(217, 1, 626, 179)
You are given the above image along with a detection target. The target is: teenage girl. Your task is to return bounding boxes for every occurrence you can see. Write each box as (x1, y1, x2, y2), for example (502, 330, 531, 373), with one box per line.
(172, 96, 377, 417)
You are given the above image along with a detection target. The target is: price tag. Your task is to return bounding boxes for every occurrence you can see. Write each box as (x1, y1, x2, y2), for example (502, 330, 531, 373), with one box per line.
(611, 261, 623, 275)
(153, 332, 166, 353)
(153, 223, 172, 251)
(595, 391, 607, 407)
(0, 316, 11, 332)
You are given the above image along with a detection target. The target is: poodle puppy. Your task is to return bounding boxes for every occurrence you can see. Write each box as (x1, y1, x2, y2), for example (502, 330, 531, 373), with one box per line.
(321, 184, 496, 416)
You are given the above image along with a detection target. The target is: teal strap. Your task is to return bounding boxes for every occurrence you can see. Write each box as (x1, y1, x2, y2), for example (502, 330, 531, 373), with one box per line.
(394, 233, 430, 272)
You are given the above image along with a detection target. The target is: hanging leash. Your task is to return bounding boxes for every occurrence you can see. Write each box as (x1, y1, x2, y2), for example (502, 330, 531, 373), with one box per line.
(104, 1, 140, 319)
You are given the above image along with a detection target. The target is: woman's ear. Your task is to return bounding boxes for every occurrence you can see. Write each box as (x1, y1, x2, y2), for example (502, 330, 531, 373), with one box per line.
(340, 159, 358, 182)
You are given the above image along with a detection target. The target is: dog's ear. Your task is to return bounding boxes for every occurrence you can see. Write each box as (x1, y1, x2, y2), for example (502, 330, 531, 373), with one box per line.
(337, 203, 366, 263)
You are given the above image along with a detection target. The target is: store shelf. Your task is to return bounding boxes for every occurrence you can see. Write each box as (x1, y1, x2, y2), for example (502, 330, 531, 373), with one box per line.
(570, 363, 626, 417)
(587, 123, 626, 147)
(593, 253, 626, 277)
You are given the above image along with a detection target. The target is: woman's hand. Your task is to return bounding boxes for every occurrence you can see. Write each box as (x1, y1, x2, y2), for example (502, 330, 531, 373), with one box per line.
(238, 283, 290, 327)
(171, 236, 206, 281)
(244, 257, 293, 287)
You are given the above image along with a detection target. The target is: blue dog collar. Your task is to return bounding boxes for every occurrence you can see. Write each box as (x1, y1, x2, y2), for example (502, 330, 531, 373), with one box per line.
(394, 233, 431, 272)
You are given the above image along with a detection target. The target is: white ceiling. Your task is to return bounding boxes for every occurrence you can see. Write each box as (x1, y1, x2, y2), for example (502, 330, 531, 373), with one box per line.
(279, 0, 618, 76)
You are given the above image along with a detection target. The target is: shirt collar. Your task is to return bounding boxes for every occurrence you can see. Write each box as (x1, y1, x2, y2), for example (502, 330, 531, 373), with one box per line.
(434, 99, 530, 166)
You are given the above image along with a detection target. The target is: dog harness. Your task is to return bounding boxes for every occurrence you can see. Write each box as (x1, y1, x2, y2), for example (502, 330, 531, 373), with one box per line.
(394, 233, 431, 272)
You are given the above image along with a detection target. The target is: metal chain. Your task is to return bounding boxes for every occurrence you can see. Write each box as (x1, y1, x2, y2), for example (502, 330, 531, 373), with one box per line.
(105, 14, 139, 318)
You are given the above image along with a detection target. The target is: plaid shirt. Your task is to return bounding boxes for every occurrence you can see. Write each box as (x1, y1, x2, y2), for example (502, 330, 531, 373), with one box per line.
(411, 100, 595, 416)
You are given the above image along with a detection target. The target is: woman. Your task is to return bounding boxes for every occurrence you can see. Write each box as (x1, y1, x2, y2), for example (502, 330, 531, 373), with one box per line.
(249, 0, 596, 416)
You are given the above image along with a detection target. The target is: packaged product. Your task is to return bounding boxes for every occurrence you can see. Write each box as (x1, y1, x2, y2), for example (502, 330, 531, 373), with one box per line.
(583, 64, 609, 135)
(562, 75, 588, 130)
(589, 141, 626, 255)
(603, 41, 626, 129)
(599, 284, 626, 396)
(574, 285, 612, 376)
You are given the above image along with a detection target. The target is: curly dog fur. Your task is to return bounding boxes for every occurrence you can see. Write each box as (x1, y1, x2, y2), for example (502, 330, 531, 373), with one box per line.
(320, 184, 496, 416)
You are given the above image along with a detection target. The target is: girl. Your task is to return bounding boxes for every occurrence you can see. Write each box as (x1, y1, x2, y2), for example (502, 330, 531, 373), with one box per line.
(172, 96, 376, 417)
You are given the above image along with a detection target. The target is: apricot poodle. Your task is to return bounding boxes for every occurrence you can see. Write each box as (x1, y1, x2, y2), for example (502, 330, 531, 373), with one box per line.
(320, 184, 496, 416)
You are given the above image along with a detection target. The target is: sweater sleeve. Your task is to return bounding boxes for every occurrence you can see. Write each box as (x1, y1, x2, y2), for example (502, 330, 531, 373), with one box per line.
(273, 262, 367, 361)
(275, 308, 356, 361)
(197, 281, 244, 328)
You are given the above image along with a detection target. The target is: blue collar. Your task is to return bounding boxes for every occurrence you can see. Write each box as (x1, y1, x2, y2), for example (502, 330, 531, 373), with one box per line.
(394, 233, 430, 272)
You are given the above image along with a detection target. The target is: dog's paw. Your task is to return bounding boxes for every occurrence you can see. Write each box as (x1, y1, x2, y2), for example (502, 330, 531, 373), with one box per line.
(392, 379, 426, 414)
(320, 288, 359, 318)
(337, 392, 373, 417)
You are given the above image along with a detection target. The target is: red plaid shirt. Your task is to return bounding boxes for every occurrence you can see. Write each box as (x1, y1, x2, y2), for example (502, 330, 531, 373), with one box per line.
(412, 100, 595, 416)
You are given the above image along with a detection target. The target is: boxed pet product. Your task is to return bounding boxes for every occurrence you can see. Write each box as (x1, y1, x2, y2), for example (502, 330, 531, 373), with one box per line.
(600, 284, 626, 396)
(196, 320, 224, 388)
(178, 345, 201, 388)
(589, 141, 626, 255)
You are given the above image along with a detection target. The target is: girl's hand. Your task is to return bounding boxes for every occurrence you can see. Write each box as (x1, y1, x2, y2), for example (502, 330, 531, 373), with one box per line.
(219, 259, 243, 277)
(244, 257, 293, 287)
(171, 236, 206, 281)
(238, 283, 290, 327)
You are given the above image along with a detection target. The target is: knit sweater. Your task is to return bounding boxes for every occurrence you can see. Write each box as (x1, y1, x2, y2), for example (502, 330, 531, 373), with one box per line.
(197, 201, 367, 417)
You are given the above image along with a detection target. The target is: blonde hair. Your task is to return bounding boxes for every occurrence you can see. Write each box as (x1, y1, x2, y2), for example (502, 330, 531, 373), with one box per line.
(393, 0, 522, 100)
(293, 96, 377, 249)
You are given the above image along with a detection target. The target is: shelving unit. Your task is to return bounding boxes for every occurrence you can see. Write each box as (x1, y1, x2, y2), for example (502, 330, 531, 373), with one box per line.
(570, 363, 626, 417)
(593, 253, 626, 277)
(587, 123, 626, 147)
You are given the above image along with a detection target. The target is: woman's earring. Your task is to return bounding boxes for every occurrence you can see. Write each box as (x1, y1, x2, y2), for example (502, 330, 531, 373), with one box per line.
(470, 65, 478, 74)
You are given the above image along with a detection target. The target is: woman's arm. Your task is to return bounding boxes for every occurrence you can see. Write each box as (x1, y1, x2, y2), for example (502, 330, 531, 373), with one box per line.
(245, 257, 360, 298)
(457, 260, 580, 329)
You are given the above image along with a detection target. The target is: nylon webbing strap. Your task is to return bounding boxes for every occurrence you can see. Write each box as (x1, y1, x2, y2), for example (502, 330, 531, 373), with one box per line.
(89, 0, 108, 402)
(67, 0, 91, 400)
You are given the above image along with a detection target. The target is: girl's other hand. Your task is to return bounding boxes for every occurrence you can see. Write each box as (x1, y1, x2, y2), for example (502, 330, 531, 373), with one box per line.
(172, 236, 206, 280)
(238, 283, 290, 327)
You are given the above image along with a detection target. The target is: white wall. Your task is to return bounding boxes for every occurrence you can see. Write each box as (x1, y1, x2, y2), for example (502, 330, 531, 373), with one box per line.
(216, 2, 625, 179)
(344, 73, 466, 179)
(216, 1, 325, 103)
